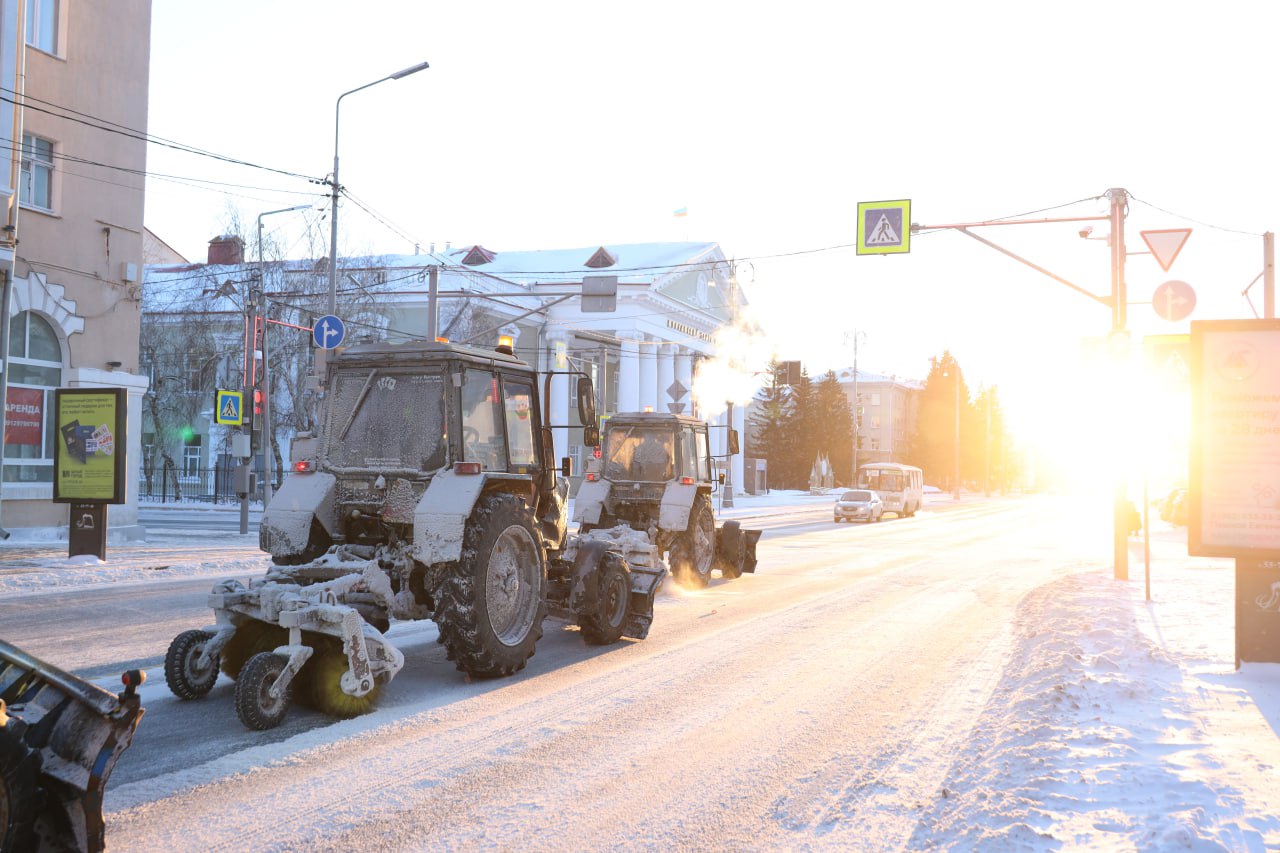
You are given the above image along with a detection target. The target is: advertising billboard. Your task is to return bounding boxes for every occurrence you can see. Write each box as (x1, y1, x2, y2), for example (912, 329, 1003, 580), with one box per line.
(52, 387, 127, 504)
(1189, 320, 1280, 557)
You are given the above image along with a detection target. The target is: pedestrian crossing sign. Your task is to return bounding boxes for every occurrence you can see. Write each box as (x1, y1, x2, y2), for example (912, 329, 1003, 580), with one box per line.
(215, 390, 244, 425)
(857, 199, 911, 255)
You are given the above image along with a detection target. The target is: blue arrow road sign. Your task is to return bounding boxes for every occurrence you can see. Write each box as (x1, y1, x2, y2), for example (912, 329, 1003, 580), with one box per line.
(313, 315, 346, 350)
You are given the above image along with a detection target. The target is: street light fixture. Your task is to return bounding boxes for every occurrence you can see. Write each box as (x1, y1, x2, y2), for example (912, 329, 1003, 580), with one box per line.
(326, 60, 430, 316)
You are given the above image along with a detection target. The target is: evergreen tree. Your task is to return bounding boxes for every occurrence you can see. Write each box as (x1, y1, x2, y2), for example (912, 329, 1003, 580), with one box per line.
(748, 359, 792, 489)
(906, 351, 972, 492)
(785, 370, 818, 488)
(814, 370, 854, 485)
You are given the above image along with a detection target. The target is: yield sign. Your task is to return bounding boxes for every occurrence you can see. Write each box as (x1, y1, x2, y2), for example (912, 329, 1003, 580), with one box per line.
(1140, 228, 1192, 272)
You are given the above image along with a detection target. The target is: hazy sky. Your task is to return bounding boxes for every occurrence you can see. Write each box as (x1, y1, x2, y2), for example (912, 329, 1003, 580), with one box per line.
(145, 0, 1280, 448)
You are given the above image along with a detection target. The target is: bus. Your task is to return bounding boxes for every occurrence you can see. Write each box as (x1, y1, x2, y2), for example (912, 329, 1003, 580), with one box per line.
(857, 463, 924, 518)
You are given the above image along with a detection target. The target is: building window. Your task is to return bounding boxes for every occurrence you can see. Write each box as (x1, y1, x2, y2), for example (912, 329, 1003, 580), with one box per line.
(3, 311, 62, 484)
(25, 0, 59, 53)
(870, 393, 882, 407)
(181, 436, 202, 481)
(20, 134, 54, 211)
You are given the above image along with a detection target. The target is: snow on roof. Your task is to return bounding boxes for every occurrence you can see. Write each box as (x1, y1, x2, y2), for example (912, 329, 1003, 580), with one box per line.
(142, 242, 727, 315)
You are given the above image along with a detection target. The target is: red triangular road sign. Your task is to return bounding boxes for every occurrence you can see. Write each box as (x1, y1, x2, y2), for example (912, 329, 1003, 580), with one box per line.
(1140, 228, 1192, 272)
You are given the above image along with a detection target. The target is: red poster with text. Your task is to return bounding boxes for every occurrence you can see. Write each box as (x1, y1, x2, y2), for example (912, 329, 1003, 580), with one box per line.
(5, 386, 44, 445)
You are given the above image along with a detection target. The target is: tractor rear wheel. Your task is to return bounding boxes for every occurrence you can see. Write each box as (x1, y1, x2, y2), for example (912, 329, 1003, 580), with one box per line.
(669, 494, 715, 588)
(435, 494, 547, 678)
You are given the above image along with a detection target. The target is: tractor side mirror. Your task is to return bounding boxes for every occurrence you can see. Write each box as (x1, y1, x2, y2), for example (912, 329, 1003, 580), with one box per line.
(718, 472, 725, 485)
(727, 428, 740, 456)
(561, 456, 574, 477)
(583, 424, 600, 448)
(577, 377, 596, 425)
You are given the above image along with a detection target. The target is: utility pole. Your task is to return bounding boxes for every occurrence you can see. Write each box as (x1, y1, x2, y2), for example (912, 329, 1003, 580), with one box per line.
(852, 332, 860, 479)
(911, 187, 1130, 580)
(1265, 231, 1275, 320)
(722, 400, 735, 508)
(1108, 187, 1129, 581)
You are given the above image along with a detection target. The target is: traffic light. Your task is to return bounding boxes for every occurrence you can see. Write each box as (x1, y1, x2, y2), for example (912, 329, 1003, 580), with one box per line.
(253, 389, 263, 415)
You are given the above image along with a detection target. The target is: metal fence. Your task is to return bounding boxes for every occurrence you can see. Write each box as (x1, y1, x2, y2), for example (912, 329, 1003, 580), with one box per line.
(138, 465, 265, 504)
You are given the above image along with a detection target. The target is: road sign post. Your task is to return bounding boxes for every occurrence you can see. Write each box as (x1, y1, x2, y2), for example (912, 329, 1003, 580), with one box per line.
(857, 200, 911, 255)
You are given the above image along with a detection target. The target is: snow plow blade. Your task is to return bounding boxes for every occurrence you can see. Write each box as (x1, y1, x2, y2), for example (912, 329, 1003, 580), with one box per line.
(742, 528, 761, 573)
(0, 639, 144, 853)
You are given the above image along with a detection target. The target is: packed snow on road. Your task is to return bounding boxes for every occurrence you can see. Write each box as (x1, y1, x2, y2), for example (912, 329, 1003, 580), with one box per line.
(2, 492, 1278, 850)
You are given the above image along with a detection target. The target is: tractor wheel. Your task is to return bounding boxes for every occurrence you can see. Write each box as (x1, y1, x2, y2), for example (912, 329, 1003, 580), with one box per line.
(578, 554, 630, 646)
(668, 494, 715, 588)
(0, 728, 41, 853)
(164, 629, 220, 700)
(304, 641, 380, 719)
(234, 653, 292, 731)
(435, 493, 546, 678)
(220, 621, 286, 681)
(715, 520, 745, 580)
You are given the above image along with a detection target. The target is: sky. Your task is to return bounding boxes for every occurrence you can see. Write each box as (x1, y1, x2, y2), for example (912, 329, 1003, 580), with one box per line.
(5, 493, 1279, 848)
(143, 0, 1280, 463)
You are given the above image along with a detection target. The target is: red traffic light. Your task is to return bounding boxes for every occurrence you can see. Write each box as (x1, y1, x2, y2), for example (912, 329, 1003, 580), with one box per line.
(252, 389, 263, 414)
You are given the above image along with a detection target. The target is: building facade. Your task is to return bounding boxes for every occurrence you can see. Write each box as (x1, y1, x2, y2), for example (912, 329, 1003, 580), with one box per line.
(1, 0, 152, 535)
(140, 240, 752, 498)
(833, 368, 922, 470)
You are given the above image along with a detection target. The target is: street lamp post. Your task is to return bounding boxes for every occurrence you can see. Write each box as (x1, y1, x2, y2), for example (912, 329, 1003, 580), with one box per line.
(256, 204, 311, 511)
(327, 61, 430, 316)
(943, 366, 961, 502)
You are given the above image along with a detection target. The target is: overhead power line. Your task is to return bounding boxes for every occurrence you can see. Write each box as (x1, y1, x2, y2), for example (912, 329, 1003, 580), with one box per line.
(1, 90, 320, 183)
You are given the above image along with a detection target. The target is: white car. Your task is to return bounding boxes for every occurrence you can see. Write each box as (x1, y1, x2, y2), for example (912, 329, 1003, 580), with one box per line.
(834, 489, 884, 523)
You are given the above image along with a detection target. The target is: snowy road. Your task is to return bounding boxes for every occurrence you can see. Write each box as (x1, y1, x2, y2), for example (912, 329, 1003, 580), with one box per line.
(92, 496, 1101, 850)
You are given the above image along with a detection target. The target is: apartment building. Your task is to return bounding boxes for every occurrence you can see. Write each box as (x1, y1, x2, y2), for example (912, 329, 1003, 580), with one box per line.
(0, 0, 152, 534)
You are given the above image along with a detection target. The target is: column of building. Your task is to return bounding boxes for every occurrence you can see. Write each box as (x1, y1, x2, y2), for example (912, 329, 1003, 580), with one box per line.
(638, 336, 657, 412)
(617, 338, 640, 413)
(656, 343, 675, 415)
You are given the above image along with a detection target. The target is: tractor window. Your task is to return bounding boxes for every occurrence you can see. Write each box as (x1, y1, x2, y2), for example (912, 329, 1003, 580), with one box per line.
(502, 379, 537, 469)
(604, 425, 674, 482)
(679, 428, 699, 480)
(461, 370, 508, 471)
(326, 370, 446, 471)
(696, 430, 710, 480)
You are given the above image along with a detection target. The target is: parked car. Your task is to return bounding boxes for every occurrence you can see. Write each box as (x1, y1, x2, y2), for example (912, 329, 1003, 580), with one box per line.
(834, 489, 884, 523)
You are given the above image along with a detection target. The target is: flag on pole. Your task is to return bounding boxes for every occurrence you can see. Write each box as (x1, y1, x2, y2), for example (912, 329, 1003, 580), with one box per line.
(673, 207, 688, 218)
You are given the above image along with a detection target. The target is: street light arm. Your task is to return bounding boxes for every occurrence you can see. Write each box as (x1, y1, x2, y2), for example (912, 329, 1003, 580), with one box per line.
(327, 60, 430, 316)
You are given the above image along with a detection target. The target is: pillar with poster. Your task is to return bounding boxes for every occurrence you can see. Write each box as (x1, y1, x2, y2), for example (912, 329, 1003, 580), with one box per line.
(1188, 319, 1280, 666)
(52, 387, 127, 560)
